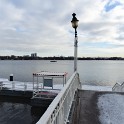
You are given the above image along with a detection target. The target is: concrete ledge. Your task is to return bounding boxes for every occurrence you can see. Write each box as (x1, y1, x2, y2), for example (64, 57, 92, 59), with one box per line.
(30, 97, 53, 107)
(0, 90, 56, 107)
(0, 90, 33, 98)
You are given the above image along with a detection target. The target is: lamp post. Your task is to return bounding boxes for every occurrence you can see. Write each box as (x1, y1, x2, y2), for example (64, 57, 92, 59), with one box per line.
(71, 13, 79, 72)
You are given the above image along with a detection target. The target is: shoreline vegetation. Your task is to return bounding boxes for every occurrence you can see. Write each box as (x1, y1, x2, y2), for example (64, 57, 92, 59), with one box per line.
(0, 56, 124, 60)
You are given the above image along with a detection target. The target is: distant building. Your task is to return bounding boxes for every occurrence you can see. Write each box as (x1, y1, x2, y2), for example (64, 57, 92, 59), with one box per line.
(31, 53, 37, 58)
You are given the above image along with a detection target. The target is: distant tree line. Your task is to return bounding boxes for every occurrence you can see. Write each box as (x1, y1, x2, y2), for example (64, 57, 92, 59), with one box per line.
(0, 55, 124, 60)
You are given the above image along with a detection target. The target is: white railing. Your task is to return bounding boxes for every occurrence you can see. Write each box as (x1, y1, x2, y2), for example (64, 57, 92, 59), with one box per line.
(112, 82, 124, 92)
(0, 81, 29, 91)
(36, 71, 81, 124)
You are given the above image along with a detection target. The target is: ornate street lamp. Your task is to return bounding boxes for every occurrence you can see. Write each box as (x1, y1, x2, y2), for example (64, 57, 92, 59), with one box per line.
(71, 13, 79, 72)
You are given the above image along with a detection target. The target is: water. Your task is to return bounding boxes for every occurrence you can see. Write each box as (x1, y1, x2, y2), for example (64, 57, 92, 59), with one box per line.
(0, 102, 45, 124)
(0, 95, 46, 124)
(0, 60, 124, 86)
(78, 60, 124, 86)
(0, 60, 124, 124)
(0, 60, 73, 82)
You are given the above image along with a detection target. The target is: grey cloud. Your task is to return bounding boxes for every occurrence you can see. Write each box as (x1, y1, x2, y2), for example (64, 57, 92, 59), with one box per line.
(0, 0, 124, 56)
(116, 35, 124, 41)
(79, 22, 117, 32)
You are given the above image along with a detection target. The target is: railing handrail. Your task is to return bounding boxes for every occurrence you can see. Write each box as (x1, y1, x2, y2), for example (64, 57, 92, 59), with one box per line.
(36, 71, 81, 124)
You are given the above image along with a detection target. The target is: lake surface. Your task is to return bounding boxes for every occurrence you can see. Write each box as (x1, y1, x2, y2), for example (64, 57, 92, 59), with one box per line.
(0, 60, 124, 124)
(0, 99, 46, 124)
(0, 60, 124, 86)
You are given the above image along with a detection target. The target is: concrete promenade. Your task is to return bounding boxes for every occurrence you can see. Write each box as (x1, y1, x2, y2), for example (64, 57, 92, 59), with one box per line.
(70, 89, 124, 124)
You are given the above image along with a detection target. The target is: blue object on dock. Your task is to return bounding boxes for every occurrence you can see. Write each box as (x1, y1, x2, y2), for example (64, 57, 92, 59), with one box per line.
(43, 78, 53, 89)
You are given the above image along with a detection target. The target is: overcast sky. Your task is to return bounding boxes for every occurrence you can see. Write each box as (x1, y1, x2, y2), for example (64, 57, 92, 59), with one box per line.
(0, 0, 124, 57)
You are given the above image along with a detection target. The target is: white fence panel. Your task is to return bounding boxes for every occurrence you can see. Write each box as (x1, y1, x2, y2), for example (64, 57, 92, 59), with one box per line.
(36, 72, 81, 124)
